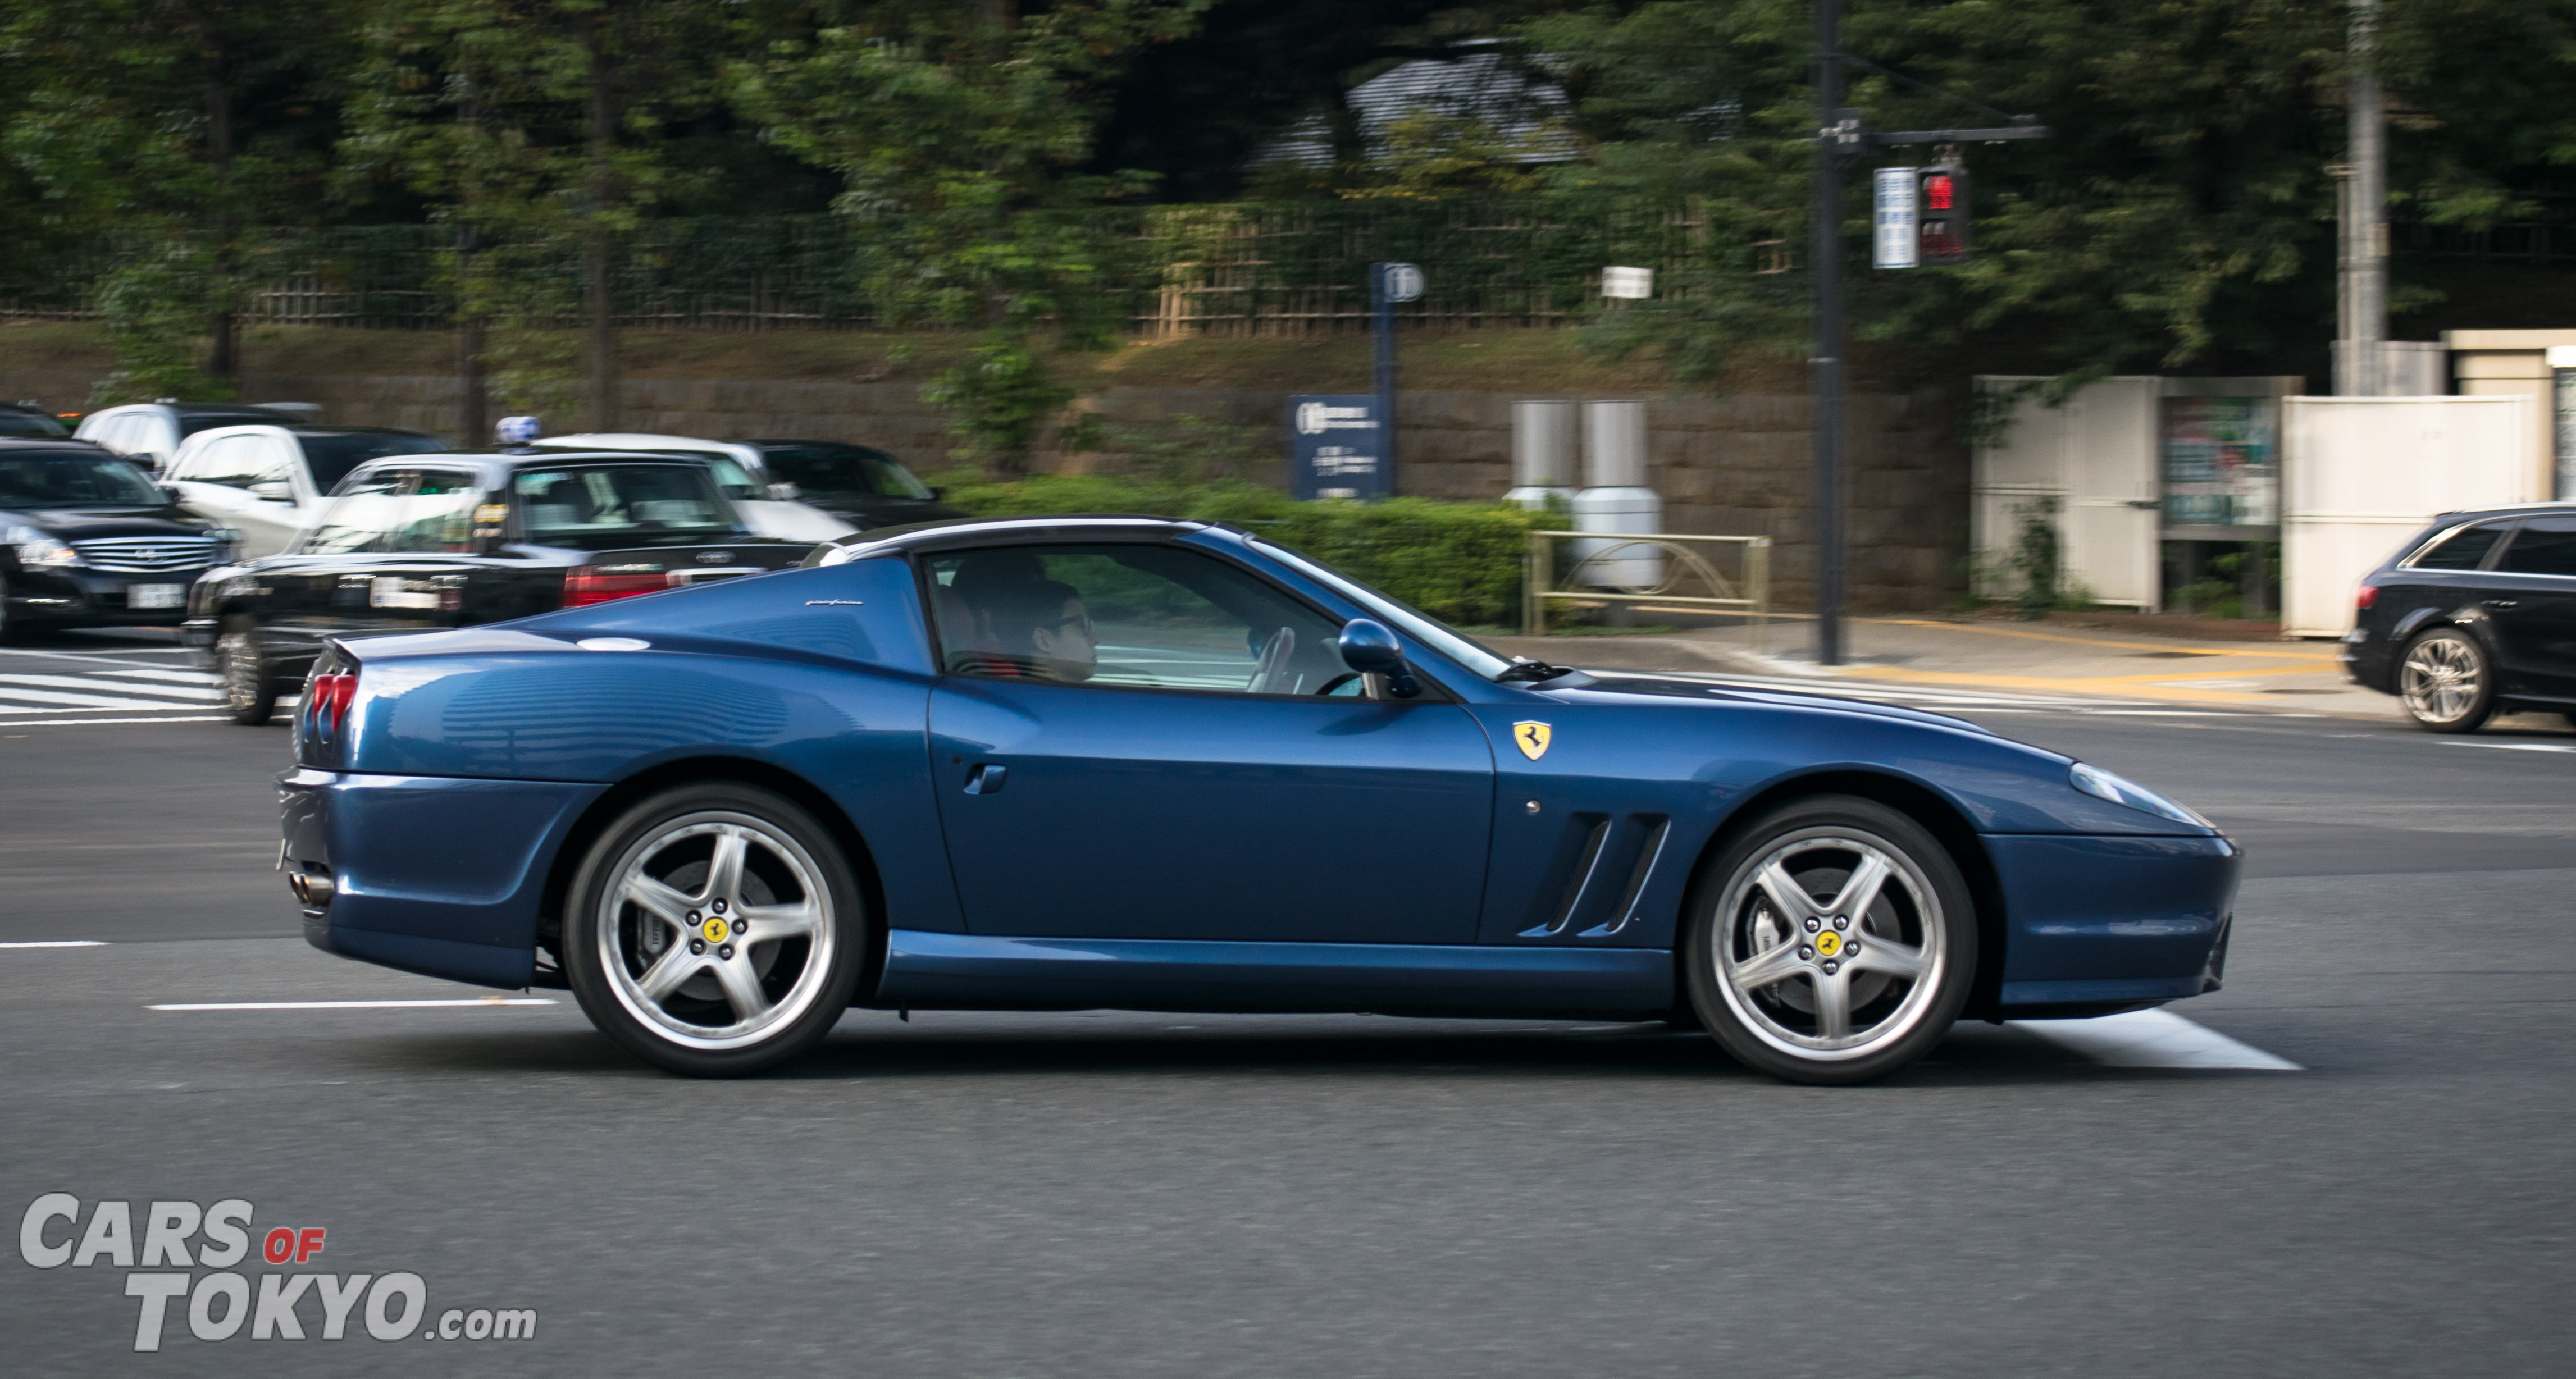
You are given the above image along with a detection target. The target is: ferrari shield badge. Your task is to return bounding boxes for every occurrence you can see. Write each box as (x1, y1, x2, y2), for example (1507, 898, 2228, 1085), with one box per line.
(1512, 721, 1552, 761)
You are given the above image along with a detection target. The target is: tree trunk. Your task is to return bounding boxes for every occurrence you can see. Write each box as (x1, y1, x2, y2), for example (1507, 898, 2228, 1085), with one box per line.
(202, 35, 239, 388)
(581, 13, 620, 432)
(457, 230, 488, 448)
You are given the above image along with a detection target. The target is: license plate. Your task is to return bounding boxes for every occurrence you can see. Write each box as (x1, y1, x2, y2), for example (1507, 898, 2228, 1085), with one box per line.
(126, 583, 185, 610)
(370, 577, 440, 610)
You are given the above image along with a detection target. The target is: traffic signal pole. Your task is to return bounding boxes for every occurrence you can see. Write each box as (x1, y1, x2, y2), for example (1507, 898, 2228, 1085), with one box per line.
(1811, 0, 1849, 666)
(1808, 5, 2044, 666)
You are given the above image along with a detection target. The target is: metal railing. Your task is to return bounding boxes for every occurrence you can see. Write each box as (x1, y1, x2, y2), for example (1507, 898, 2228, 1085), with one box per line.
(1522, 531, 1771, 649)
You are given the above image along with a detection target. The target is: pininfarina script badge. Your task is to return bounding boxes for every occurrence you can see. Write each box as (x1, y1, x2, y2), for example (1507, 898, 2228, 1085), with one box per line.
(1512, 721, 1551, 760)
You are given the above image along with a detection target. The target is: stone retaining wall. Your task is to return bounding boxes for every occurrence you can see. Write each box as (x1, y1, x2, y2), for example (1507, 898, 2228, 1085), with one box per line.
(0, 370, 1966, 610)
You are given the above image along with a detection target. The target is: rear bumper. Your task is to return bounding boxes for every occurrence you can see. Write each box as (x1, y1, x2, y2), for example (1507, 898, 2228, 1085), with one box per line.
(280, 768, 606, 989)
(2339, 627, 2395, 693)
(1990, 833, 2241, 1011)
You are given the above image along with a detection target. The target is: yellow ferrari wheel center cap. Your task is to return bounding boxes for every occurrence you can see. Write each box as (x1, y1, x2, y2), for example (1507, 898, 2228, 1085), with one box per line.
(1813, 930, 1841, 958)
(703, 917, 730, 944)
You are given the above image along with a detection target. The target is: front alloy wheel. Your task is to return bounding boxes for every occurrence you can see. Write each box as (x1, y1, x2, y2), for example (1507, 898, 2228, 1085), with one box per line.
(2398, 628, 2493, 733)
(565, 784, 864, 1076)
(1684, 796, 1975, 1085)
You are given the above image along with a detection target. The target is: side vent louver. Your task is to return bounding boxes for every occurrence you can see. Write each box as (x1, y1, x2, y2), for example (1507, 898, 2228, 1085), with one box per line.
(1522, 812, 1672, 940)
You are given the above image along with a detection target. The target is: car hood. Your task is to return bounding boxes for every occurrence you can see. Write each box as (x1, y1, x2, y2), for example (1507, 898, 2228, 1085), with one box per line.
(1544, 672, 2005, 739)
(3, 506, 206, 538)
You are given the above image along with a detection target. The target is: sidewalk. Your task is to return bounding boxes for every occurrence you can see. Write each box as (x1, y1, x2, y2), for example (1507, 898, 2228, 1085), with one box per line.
(1489, 613, 2405, 719)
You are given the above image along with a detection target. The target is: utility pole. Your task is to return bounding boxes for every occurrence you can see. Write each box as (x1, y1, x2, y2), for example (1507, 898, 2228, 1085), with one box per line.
(1811, 0, 1849, 666)
(2335, 0, 2387, 397)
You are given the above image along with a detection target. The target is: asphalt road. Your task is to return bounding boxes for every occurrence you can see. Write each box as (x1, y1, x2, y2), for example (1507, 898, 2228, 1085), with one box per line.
(3, 632, 2572, 1375)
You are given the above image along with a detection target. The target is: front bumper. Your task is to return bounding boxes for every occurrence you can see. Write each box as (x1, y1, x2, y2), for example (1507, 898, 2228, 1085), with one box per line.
(1990, 832, 2241, 1012)
(4, 564, 213, 628)
(281, 768, 607, 989)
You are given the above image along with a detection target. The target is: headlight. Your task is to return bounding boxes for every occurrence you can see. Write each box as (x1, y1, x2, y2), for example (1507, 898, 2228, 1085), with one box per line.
(13, 533, 80, 568)
(2069, 762, 2211, 827)
(203, 527, 243, 559)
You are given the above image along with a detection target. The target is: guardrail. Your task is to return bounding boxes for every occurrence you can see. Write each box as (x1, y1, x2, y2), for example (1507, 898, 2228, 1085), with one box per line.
(1522, 530, 1772, 648)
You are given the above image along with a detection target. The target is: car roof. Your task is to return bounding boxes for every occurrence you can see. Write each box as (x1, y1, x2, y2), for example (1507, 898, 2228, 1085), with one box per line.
(2427, 501, 2576, 523)
(339, 449, 719, 486)
(288, 424, 437, 438)
(813, 515, 1212, 562)
(0, 438, 117, 455)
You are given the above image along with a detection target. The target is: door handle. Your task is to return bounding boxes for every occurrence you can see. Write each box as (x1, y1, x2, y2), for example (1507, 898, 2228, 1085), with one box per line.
(2486, 599, 2519, 610)
(963, 763, 1009, 794)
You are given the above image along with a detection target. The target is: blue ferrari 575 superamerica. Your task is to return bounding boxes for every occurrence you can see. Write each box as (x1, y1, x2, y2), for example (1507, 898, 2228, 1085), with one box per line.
(277, 514, 2239, 1084)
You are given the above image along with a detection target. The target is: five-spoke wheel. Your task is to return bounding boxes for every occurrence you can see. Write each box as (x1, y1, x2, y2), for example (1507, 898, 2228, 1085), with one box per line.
(2398, 628, 2494, 733)
(565, 783, 865, 1075)
(1683, 796, 1975, 1084)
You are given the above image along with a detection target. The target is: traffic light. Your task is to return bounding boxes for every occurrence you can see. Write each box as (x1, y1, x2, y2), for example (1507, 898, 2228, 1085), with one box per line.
(1918, 163, 1971, 265)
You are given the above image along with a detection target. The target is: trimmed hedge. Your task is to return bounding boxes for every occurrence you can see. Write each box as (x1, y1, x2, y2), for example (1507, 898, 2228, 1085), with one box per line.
(932, 473, 1542, 627)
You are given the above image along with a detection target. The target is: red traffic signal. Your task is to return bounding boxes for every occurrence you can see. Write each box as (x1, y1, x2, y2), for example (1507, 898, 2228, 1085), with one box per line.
(1918, 164, 1971, 265)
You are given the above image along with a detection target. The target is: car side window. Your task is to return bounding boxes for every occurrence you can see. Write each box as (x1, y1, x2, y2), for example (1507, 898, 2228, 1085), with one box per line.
(300, 477, 405, 555)
(2495, 515, 2576, 577)
(928, 544, 1356, 695)
(378, 471, 488, 554)
(2408, 521, 2511, 571)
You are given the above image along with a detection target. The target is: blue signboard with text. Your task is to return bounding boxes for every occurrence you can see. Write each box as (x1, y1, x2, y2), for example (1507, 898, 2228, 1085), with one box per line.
(1287, 394, 1389, 501)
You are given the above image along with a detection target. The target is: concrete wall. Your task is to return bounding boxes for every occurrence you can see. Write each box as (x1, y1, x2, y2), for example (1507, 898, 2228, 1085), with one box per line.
(0, 369, 1968, 611)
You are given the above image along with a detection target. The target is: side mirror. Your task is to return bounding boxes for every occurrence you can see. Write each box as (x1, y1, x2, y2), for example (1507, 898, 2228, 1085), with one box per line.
(1336, 618, 1421, 699)
(249, 480, 294, 503)
(767, 481, 801, 500)
(930, 486, 947, 500)
(158, 483, 182, 505)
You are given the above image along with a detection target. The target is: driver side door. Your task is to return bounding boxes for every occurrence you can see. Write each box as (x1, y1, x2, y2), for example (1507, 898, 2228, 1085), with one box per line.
(924, 540, 1496, 946)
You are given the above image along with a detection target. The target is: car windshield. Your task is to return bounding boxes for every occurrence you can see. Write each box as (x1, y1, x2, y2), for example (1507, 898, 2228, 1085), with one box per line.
(512, 464, 745, 548)
(0, 453, 166, 508)
(755, 444, 935, 499)
(1251, 537, 1516, 680)
(175, 410, 294, 436)
(300, 431, 446, 491)
(0, 411, 70, 439)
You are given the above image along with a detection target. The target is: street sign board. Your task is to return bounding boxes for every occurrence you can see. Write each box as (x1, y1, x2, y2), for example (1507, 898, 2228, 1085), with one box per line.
(1381, 263, 1424, 303)
(1602, 266, 1653, 299)
(1288, 395, 1389, 500)
(1873, 167, 1919, 269)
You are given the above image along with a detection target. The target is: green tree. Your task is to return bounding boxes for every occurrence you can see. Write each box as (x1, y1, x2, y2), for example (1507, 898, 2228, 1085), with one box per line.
(1521, 0, 2576, 382)
(345, 0, 738, 436)
(735, 1, 1210, 474)
(0, 0, 350, 399)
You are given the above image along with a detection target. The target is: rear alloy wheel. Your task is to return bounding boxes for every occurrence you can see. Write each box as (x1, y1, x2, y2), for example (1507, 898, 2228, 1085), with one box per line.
(216, 621, 277, 725)
(1683, 796, 1976, 1085)
(565, 783, 864, 1076)
(2397, 628, 2494, 733)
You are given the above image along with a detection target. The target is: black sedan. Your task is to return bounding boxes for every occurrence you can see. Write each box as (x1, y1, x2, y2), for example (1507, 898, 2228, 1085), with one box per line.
(733, 439, 968, 529)
(0, 403, 75, 439)
(2344, 502, 2576, 732)
(184, 450, 816, 723)
(0, 441, 235, 642)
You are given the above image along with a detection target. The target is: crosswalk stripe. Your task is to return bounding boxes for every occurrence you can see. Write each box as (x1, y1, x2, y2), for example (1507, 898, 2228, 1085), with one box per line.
(0, 673, 218, 701)
(0, 715, 229, 727)
(0, 687, 207, 711)
(93, 668, 222, 686)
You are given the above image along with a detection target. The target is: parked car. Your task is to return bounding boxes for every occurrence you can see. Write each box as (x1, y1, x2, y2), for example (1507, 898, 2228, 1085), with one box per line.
(274, 514, 2241, 1084)
(163, 424, 448, 559)
(732, 439, 968, 529)
(2344, 501, 2576, 732)
(186, 450, 814, 724)
(0, 441, 235, 642)
(73, 401, 313, 471)
(0, 403, 75, 440)
(531, 433, 860, 542)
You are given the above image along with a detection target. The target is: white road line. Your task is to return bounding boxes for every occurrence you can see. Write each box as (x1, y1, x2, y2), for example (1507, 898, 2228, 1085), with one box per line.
(0, 940, 108, 949)
(0, 716, 229, 727)
(2010, 1009, 2301, 1070)
(0, 674, 216, 700)
(2446, 741, 2576, 754)
(149, 998, 560, 1011)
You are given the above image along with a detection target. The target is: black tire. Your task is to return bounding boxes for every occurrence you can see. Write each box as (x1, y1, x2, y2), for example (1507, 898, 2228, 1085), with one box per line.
(2397, 627, 2495, 734)
(564, 783, 866, 1076)
(1681, 794, 1977, 1085)
(216, 618, 277, 725)
(0, 574, 30, 646)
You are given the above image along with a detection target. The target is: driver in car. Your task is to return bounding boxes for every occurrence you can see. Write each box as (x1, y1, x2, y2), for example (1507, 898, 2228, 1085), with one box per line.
(977, 578, 1100, 683)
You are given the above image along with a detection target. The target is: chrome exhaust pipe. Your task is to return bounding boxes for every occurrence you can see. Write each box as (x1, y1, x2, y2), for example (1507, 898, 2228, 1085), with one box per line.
(288, 870, 335, 907)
